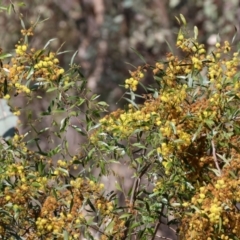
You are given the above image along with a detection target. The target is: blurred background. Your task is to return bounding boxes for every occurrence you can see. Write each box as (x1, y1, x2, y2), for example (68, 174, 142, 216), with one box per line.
(1, 0, 240, 110)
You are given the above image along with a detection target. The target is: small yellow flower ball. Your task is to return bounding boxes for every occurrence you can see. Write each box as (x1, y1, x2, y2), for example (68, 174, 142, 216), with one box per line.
(21, 45, 27, 52)
(5, 195, 11, 201)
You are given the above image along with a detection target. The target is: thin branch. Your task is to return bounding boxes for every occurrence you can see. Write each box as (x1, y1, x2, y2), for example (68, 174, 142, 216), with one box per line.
(155, 235, 173, 240)
(151, 202, 165, 240)
(122, 159, 152, 239)
(168, 226, 177, 233)
(211, 140, 221, 174)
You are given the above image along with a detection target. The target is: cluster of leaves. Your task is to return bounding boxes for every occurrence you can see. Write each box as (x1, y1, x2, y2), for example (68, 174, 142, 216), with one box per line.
(1, 2, 240, 239)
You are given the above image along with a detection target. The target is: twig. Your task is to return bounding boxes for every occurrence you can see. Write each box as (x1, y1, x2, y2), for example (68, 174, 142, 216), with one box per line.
(211, 140, 221, 174)
(155, 235, 173, 240)
(151, 202, 165, 240)
(122, 161, 151, 239)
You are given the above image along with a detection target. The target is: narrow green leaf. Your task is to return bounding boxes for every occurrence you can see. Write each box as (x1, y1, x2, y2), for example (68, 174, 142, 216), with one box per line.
(20, 17, 26, 29)
(105, 220, 115, 234)
(71, 125, 86, 136)
(232, 26, 238, 44)
(58, 167, 69, 176)
(7, 4, 12, 14)
(60, 117, 69, 132)
(132, 142, 146, 149)
(123, 97, 139, 110)
(46, 87, 58, 93)
(165, 38, 173, 53)
(130, 47, 146, 64)
(175, 16, 180, 25)
(180, 14, 186, 25)
(119, 213, 132, 219)
(70, 50, 79, 66)
(115, 182, 122, 192)
(194, 26, 198, 40)
(0, 53, 12, 59)
(63, 230, 69, 240)
(97, 101, 109, 107)
(43, 38, 57, 49)
(169, 121, 177, 134)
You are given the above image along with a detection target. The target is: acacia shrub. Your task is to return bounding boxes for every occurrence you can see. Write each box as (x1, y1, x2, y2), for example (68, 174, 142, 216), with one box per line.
(90, 16, 240, 240)
(0, 7, 240, 240)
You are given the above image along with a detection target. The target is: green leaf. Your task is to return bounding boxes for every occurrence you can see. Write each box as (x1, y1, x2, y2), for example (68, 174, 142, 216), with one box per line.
(39, 127, 49, 134)
(63, 230, 69, 240)
(33, 49, 45, 59)
(204, 119, 214, 128)
(175, 16, 180, 25)
(47, 144, 61, 157)
(90, 94, 100, 101)
(180, 14, 186, 25)
(26, 67, 34, 80)
(60, 117, 69, 132)
(46, 87, 58, 93)
(119, 213, 132, 219)
(17, 2, 26, 7)
(218, 216, 222, 233)
(169, 121, 177, 134)
(130, 47, 146, 64)
(165, 38, 174, 53)
(115, 182, 123, 192)
(132, 142, 146, 149)
(43, 38, 58, 49)
(97, 101, 109, 107)
(31, 182, 41, 187)
(232, 26, 237, 44)
(194, 26, 198, 40)
(105, 220, 115, 234)
(192, 123, 203, 142)
(86, 199, 96, 212)
(71, 125, 86, 136)
(0, 53, 12, 59)
(58, 167, 69, 176)
(137, 228, 146, 239)
(7, 3, 12, 14)
(20, 17, 26, 29)
(123, 97, 139, 110)
(70, 50, 79, 66)
(187, 74, 193, 88)
(0, 6, 7, 11)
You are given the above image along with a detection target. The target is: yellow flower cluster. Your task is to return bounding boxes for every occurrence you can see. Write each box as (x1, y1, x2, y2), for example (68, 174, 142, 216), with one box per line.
(96, 197, 114, 215)
(12, 134, 28, 152)
(2, 59, 31, 96)
(0, 27, 67, 100)
(206, 41, 239, 91)
(98, 107, 155, 139)
(20, 27, 34, 36)
(15, 44, 28, 56)
(96, 84, 189, 143)
(153, 62, 164, 75)
(125, 67, 144, 91)
(181, 157, 240, 239)
(176, 31, 206, 56)
(34, 52, 65, 81)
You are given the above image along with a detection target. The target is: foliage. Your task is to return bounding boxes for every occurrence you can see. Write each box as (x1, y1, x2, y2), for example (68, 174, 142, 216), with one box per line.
(1, 2, 240, 240)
